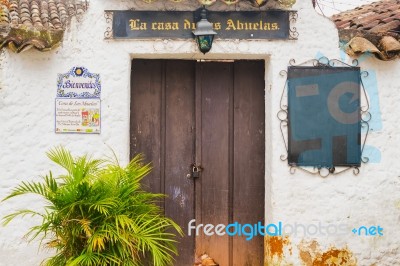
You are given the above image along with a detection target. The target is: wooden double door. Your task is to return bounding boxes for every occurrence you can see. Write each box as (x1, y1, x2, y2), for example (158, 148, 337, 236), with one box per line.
(130, 59, 265, 266)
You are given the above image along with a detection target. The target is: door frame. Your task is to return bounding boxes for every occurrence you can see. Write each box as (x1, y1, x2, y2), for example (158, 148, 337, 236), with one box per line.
(129, 54, 273, 264)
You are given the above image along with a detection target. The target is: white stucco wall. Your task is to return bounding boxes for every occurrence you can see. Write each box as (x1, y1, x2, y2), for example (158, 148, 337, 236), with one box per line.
(0, 0, 399, 265)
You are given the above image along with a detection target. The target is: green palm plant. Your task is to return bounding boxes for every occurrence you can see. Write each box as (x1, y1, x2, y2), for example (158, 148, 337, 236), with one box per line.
(2, 147, 182, 266)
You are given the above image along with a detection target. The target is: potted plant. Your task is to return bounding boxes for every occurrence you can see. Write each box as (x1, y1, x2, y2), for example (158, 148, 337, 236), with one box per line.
(2, 147, 182, 266)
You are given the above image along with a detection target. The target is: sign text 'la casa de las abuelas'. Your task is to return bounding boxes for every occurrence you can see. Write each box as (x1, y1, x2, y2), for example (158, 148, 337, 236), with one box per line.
(110, 10, 293, 40)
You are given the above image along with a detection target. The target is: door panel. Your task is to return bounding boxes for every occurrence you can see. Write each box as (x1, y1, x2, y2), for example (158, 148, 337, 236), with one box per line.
(164, 60, 196, 264)
(232, 61, 265, 266)
(130, 60, 163, 194)
(131, 60, 196, 265)
(196, 62, 232, 266)
(131, 59, 265, 266)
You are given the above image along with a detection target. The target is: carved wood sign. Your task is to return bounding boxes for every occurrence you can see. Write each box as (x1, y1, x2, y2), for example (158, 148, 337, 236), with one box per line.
(104, 10, 298, 40)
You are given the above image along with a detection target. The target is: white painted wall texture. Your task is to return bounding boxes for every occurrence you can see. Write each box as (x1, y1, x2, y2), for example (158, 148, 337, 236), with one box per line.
(0, 0, 399, 265)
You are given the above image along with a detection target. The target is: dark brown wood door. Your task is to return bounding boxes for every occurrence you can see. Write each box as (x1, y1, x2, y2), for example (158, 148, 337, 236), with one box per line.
(131, 59, 265, 266)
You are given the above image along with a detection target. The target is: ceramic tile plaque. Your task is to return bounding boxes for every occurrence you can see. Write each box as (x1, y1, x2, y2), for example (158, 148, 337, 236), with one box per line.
(55, 67, 101, 134)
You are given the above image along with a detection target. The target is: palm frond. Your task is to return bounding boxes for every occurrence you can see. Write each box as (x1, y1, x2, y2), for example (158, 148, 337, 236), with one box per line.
(67, 251, 102, 266)
(2, 147, 182, 266)
(2, 180, 49, 202)
(46, 146, 75, 175)
(76, 218, 93, 238)
(126, 154, 152, 182)
(88, 198, 119, 216)
(2, 209, 43, 226)
(41, 253, 67, 266)
(44, 172, 58, 195)
(87, 232, 106, 252)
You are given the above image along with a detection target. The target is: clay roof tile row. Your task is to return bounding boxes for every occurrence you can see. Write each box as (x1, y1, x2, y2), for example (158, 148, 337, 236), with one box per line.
(331, 0, 400, 60)
(0, 0, 88, 53)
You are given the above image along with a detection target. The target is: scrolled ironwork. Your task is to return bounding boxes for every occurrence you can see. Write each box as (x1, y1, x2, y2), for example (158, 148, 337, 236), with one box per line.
(360, 71, 370, 113)
(361, 111, 372, 123)
(289, 11, 299, 40)
(290, 166, 319, 176)
(104, 11, 114, 39)
(318, 56, 330, 66)
(318, 168, 330, 178)
(289, 58, 297, 66)
(353, 167, 360, 175)
(328, 58, 359, 67)
(279, 120, 289, 152)
(289, 58, 319, 67)
(360, 120, 370, 164)
(279, 79, 288, 111)
(279, 69, 287, 77)
(361, 70, 369, 78)
(290, 166, 297, 174)
(331, 166, 359, 176)
(289, 57, 360, 68)
(288, 165, 361, 177)
(277, 110, 288, 121)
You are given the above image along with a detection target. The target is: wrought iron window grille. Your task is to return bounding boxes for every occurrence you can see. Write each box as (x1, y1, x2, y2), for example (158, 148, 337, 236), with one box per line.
(278, 57, 370, 177)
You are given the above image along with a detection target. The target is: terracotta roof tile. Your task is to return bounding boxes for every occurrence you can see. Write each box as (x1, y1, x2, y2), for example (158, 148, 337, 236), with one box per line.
(332, 0, 400, 32)
(370, 20, 400, 33)
(0, 0, 88, 53)
(331, 0, 400, 60)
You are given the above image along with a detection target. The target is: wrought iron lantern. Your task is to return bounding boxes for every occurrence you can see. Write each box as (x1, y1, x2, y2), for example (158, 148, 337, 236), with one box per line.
(193, 8, 217, 54)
